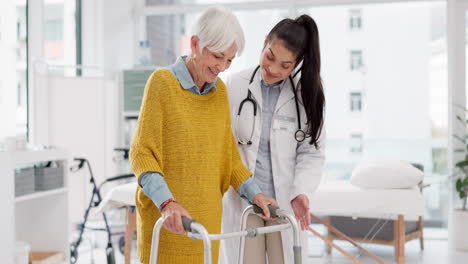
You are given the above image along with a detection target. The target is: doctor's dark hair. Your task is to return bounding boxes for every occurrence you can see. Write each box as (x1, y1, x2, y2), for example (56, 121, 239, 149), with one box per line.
(266, 14, 325, 147)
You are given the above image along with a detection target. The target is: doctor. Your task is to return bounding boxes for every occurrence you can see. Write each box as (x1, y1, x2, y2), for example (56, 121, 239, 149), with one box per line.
(220, 14, 325, 264)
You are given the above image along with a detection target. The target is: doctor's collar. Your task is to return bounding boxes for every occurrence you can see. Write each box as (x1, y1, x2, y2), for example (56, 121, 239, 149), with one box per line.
(260, 78, 284, 89)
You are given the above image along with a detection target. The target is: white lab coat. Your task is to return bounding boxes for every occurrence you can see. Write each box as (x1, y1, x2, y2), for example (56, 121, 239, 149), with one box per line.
(219, 67, 325, 264)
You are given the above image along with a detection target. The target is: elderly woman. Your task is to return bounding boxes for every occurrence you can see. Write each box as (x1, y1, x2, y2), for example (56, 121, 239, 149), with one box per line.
(130, 7, 277, 264)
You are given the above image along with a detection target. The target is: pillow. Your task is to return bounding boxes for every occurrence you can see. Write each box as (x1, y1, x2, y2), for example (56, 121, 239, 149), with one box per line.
(350, 160, 424, 189)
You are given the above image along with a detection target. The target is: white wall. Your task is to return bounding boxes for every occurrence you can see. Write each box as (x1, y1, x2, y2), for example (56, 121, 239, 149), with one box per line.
(0, 0, 17, 142)
(55, 0, 135, 225)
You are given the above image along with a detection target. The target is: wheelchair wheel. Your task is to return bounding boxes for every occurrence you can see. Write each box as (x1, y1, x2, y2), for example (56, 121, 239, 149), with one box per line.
(70, 243, 78, 264)
(106, 243, 116, 264)
(118, 232, 137, 255)
(118, 236, 125, 255)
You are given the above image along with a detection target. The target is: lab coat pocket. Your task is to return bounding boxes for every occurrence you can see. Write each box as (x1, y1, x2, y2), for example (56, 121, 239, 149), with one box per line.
(272, 115, 296, 132)
(272, 118, 298, 159)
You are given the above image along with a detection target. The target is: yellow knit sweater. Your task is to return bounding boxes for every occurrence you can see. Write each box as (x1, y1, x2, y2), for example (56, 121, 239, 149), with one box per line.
(130, 69, 251, 264)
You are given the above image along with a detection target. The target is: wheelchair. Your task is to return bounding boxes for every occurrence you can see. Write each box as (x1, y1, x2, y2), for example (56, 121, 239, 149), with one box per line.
(69, 148, 134, 264)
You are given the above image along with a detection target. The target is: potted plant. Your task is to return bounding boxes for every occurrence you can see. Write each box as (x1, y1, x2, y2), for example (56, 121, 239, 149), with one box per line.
(449, 114, 468, 251)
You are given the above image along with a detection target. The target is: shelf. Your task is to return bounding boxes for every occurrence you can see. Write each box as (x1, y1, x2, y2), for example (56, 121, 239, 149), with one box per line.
(1, 148, 69, 262)
(8, 149, 68, 165)
(15, 188, 67, 203)
(123, 111, 139, 118)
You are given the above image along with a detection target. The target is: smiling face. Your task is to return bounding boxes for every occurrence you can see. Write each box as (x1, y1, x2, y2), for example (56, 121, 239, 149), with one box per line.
(190, 36, 237, 85)
(259, 38, 297, 84)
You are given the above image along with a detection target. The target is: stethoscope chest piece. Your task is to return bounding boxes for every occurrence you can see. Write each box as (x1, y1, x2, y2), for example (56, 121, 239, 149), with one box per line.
(295, 130, 306, 142)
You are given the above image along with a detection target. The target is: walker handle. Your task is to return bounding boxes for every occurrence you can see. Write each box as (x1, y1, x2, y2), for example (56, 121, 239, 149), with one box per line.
(253, 204, 280, 218)
(182, 216, 197, 232)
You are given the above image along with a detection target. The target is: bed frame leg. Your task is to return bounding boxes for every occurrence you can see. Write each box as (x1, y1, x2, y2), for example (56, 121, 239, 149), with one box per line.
(394, 215, 405, 264)
(418, 216, 424, 250)
(125, 206, 137, 264)
(325, 216, 332, 254)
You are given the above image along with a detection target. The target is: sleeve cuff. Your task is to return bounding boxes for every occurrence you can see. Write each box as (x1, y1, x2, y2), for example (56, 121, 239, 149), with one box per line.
(289, 189, 309, 203)
(140, 172, 174, 209)
(231, 164, 252, 190)
(238, 177, 262, 203)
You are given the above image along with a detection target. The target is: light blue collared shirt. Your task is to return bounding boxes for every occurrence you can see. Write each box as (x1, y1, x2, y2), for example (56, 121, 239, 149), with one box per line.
(253, 79, 283, 199)
(139, 56, 260, 209)
(167, 55, 217, 95)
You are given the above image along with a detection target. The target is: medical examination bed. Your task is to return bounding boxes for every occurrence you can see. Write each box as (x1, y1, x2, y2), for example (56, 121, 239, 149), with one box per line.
(309, 180, 425, 264)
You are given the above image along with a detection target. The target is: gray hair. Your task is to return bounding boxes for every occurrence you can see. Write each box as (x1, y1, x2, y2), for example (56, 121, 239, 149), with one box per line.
(190, 6, 245, 56)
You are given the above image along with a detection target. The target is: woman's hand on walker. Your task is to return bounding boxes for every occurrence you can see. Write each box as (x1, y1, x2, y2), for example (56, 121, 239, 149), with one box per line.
(161, 202, 192, 234)
(252, 193, 279, 220)
(291, 194, 310, 230)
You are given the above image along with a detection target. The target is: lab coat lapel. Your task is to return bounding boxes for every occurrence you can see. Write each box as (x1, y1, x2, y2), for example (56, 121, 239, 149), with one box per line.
(275, 78, 295, 112)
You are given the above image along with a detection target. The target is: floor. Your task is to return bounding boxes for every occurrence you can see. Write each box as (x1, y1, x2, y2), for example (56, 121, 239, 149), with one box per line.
(74, 226, 468, 264)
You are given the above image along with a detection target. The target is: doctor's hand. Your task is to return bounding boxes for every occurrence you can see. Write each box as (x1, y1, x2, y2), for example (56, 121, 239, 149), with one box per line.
(252, 193, 279, 220)
(291, 194, 310, 231)
(161, 201, 192, 234)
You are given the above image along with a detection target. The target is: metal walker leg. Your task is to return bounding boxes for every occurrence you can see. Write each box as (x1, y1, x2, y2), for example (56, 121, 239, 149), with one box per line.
(149, 217, 212, 264)
(149, 205, 301, 264)
(238, 205, 302, 264)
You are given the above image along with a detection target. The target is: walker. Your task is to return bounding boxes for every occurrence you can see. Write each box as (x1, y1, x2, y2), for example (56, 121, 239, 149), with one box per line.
(149, 205, 302, 264)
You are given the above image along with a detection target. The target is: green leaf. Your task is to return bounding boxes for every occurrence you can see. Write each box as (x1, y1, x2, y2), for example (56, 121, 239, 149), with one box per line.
(456, 160, 468, 168)
(457, 179, 463, 192)
(454, 104, 468, 112)
(460, 191, 466, 199)
(453, 135, 466, 144)
(464, 177, 468, 186)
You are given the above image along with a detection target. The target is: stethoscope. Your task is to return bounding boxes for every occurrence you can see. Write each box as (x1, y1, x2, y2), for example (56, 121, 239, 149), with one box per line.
(235, 65, 306, 145)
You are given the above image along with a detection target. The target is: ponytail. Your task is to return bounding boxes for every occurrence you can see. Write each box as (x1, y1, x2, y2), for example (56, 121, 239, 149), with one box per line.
(295, 15, 325, 147)
(266, 15, 325, 147)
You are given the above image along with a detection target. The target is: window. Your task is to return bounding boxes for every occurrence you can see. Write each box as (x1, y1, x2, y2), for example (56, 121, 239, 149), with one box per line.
(299, 1, 448, 227)
(350, 50, 363, 71)
(350, 92, 362, 112)
(44, 0, 74, 64)
(17, 83, 21, 107)
(44, 19, 63, 41)
(146, 14, 184, 66)
(350, 133, 363, 153)
(349, 9, 362, 30)
(16, 0, 27, 137)
(145, 9, 286, 74)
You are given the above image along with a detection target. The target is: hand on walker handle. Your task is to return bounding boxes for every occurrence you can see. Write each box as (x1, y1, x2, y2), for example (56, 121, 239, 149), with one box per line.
(252, 193, 279, 220)
(161, 202, 192, 234)
(291, 194, 310, 230)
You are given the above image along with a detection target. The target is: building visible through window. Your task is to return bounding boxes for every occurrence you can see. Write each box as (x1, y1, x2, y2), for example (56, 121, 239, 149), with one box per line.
(350, 92, 362, 112)
(349, 9, 362, 30)
(350, 50, 363, 71)
(350, 133, 363, 153)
